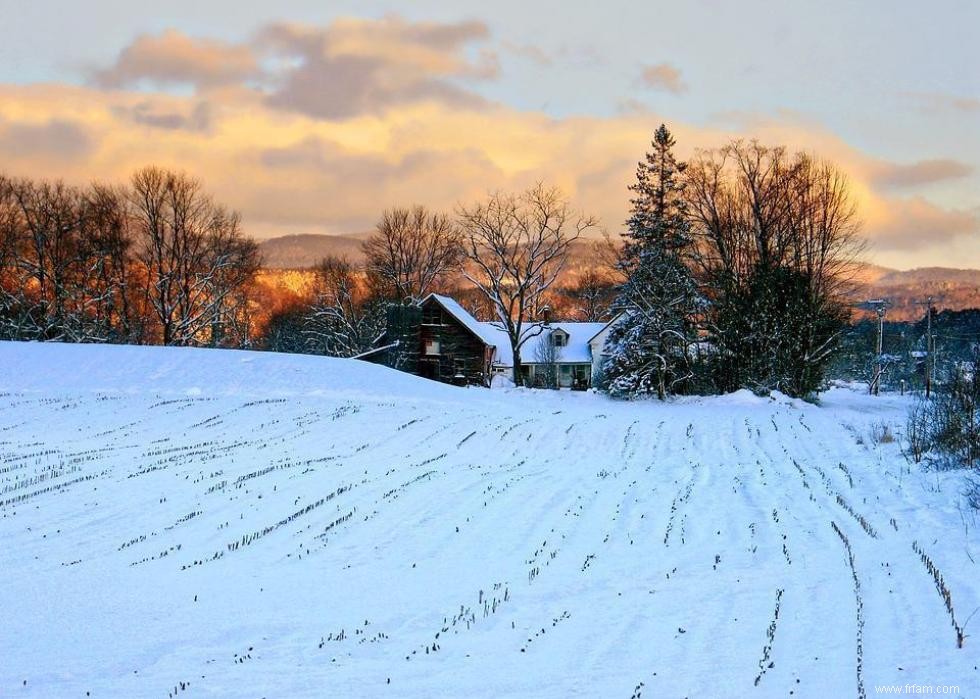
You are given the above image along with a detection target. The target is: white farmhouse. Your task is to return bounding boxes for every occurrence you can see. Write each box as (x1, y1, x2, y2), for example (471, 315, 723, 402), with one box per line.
(478, 319, 611, 388)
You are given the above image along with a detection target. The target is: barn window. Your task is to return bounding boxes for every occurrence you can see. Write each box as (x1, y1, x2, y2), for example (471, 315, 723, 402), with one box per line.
(425, 340, 441, 356)
(422, 306, 443, 325)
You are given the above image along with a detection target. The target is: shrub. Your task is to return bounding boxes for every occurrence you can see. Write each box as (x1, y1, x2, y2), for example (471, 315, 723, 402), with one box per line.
(871, 422, 896, 445)
(964, 475, 980, 513)
(905, 359, 980, 469)
(905, 399, 931, 463)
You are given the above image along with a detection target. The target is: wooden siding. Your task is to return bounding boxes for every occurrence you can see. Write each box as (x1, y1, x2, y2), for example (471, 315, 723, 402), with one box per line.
(416, 298, 493, 386)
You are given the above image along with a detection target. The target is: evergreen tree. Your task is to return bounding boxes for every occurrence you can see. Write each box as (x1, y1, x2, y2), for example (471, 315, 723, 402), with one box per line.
(601, 125, 700, 399)
(712, 265, 848, 397)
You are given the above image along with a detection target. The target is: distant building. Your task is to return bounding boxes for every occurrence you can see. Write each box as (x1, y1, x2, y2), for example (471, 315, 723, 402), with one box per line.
(359, 293, 616, 389)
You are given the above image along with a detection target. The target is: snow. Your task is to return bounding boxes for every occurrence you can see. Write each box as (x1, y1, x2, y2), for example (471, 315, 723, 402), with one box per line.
(1, 340, 978, 698)
(423, 293, 604, 367)
(424, 294, 502, 348)
(478, 322, 608, 366)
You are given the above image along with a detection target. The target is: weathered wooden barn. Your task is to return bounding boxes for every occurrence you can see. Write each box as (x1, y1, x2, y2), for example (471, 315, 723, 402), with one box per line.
(359, 295, 497, 386)
(359, 293, 617, 389)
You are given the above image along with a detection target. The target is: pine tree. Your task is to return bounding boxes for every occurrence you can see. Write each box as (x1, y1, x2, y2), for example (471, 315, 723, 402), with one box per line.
(601, 125, 700, 399)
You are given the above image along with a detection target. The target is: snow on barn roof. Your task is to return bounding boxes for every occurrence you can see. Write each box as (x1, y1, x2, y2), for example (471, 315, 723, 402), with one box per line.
(478, 321, 607, 366)
(423, 294, 502, 347)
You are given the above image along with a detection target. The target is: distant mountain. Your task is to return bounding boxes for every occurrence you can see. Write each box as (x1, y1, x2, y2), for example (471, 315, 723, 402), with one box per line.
(258, 233, 370, 269)
(856, 266, 980, 321)
(851, 263, 894, 285)
(256, 234, 980, 321)
(257, 232, 601, 270)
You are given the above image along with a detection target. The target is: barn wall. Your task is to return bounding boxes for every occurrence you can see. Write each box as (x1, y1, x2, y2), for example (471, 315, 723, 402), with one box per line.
(417, 300, 491, 386)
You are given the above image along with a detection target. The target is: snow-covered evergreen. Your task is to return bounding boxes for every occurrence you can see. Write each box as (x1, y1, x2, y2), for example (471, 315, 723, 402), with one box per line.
(602, 125, 700, 399)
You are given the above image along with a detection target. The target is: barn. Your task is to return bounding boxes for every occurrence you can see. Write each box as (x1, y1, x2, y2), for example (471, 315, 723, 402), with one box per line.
(359, 293, 618, 389)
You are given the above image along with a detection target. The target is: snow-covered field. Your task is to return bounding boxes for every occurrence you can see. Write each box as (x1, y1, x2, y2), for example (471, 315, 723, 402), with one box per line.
(1, 342, 977, 698)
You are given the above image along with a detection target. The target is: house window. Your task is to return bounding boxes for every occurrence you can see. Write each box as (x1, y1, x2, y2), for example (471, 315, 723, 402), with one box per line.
(425, 340, 441, 356)
(551, 331, 568, 347)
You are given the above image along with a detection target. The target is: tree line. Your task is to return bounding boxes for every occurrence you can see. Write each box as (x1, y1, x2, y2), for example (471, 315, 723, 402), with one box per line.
(2, 127, 864, 400)
(263, 187, 602, 384)
(0, 167, 259, 347)
(269, 124, 862, 401)
(602, 125, 863, 399)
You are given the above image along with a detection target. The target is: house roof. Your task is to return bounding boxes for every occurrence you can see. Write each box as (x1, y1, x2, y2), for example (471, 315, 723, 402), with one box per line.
(586, 313, 623, 344)
(478, 322, 606, 366)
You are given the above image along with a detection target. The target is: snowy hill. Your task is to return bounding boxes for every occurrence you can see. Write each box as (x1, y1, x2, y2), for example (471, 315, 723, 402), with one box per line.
(1, 342, 977, 698)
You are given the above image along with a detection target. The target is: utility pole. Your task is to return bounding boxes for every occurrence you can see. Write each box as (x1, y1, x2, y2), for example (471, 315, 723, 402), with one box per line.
(915, 296, 935, 398)
(925, 296, 934, 398)
(859, 299, 889, 395)
(875, 304, 885, 395)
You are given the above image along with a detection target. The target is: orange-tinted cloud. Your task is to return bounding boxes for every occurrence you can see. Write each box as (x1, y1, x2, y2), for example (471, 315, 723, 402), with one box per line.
(96, 18, 499, 120)
(639, 63, 687, 95)
(870, 158, 973, 189)
(0, 16, 976, 269)
(257, 17, 496, 118)
(907, 92, 980, 114)
(862, 196, 978, 251)
(93, 29, 259, 88)
(112, 100, 213, 132)
(0, 117, 93, 161)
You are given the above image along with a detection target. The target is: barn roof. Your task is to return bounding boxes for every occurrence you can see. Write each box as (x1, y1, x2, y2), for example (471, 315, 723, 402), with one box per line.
(423, 294, 501, 347)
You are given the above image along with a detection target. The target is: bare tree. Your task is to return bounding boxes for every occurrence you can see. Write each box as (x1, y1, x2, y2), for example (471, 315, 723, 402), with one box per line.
(906, 354, 980, 469)
(567, 268, 616, 322)
(686, 141, 863, 301)
(533, 332, 563, 388)
(363, 205, 461, 303)
(0, 176, 16, 271)
(0, 176, 142, 342)
(129, 166, 185, 345)
(0, 175, 23, 335)
(129, 166, 259, 346)
(303, 255, 384, 357)
(198, 215, 261, 347)
(684, 140, 864, 396)
(0, 168, 257, 347)
(7, 178, 86, 339)
(0, 178, 121, 342)
(80, 183, 141, 342)
(458, 184, 597, 386)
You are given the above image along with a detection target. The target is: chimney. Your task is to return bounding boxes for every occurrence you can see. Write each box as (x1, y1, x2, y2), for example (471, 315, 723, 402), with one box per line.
(541, 306, 552, 325)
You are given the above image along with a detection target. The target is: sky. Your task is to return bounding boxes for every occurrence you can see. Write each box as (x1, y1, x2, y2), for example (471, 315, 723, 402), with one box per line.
(0, 0, 977, 269)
